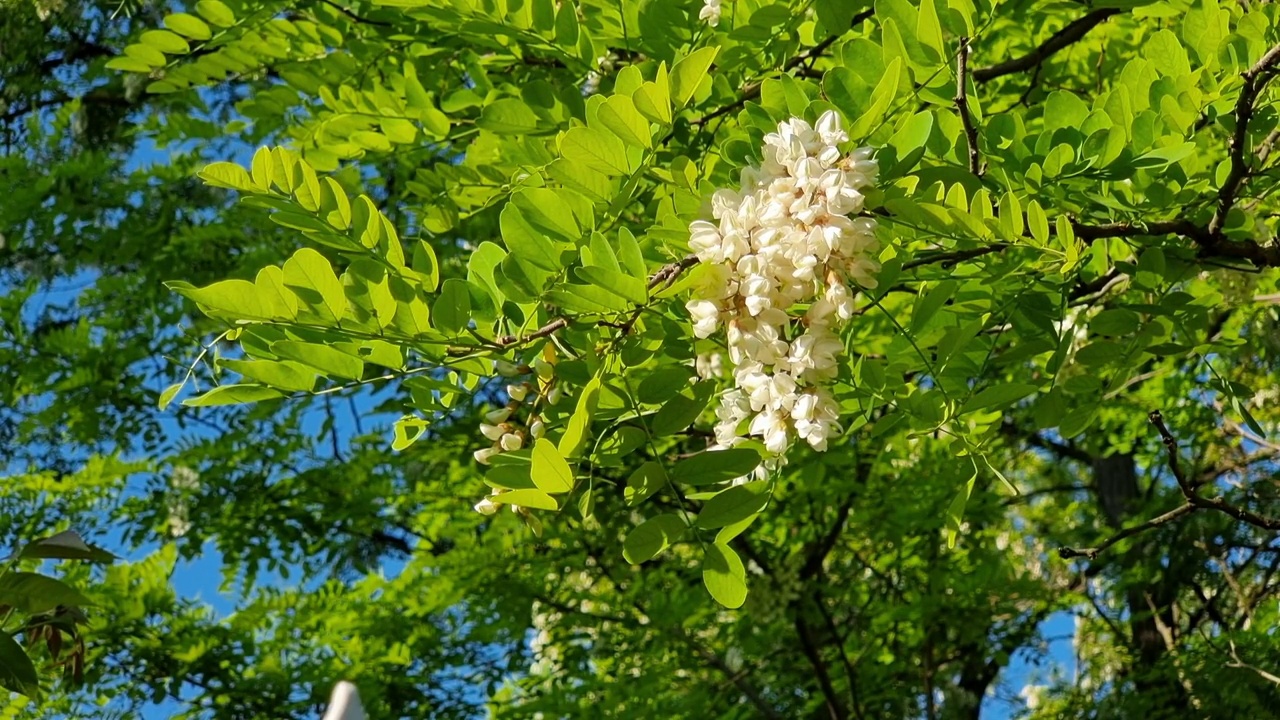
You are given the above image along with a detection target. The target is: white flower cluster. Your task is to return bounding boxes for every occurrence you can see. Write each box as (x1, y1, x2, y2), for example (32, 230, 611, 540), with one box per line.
(686, 110, 880, 456)
(699, 0, 721, 26)
(472, 358, 559, 517)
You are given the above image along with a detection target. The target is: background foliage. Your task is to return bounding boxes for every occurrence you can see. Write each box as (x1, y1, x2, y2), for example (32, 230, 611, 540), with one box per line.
(3, 0, 1280, 717)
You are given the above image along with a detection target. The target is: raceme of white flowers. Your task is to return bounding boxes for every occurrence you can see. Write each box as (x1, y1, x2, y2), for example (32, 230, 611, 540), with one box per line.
(686, 110, 881, 456)
(471, 358, 556, 517)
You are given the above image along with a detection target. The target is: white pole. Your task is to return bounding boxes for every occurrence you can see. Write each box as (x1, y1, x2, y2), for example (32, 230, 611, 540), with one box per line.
(321, 681, 366, 720)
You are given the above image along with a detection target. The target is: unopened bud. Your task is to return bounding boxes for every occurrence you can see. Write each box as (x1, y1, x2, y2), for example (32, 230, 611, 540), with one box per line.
(479, 423, 505, 442)
(529, 419, 546, 439)
(546, 385, 563, 405)
(507, 383, 529, 402)
(484, 407, 512, 424)
(473, 447, 499, 465)
(474, 497, 499, 515)
(500, 432, 524, 452)
(534, 359, 555, 380)
(495, 359, 521, 377)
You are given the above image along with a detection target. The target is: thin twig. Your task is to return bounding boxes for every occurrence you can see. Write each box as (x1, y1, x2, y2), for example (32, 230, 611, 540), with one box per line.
(1150, 410, 1280, 531)
(1058, 503, 1197, 560)
(954, 37, 982, 176)
(1209, 42, 1280, 236)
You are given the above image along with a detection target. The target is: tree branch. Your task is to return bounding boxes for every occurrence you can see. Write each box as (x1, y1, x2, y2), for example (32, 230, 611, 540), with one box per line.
(973, 9, 1120, 83)
(1209, 42, 1280, 236)
(954, 37, 981, 176)
(1150, 410, 1280, 531)
(1058, 503, 1197, 560)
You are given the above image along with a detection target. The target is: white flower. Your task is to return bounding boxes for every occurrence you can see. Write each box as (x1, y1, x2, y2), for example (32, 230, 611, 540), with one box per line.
(500, 432, 524, 452)
(529, 419, 546, 439)
(479, 423, 506, 442)
(684, 110, 881, 460)
(484, 407, 512, 424)
(699, 0, 721, 26)
(474, 496, 500, 515)
(473, 447, 499, 465)
(507, 383, 529, 402)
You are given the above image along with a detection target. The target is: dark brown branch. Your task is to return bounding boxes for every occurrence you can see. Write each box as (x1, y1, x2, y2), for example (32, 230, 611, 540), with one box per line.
(1150, 410, 1280, 531)
(973, 9, 1120, 83)
(1058, 503, 1197, 560)
(954, 37, 981, 176)
(1209, 42, 1280, 236)
(794, 612, 847, 719)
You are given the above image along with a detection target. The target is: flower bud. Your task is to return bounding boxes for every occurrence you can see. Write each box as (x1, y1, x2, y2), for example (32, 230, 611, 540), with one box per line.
(534, 358, 555, 380)
(546, 385, 563, 405)
(479, 423, 505, 442)
(494, 359, 521, 377)
(474, 497, 500, 515)
(507, 383, 529, 402)
(529, 419, 546, 439)
(473, 447, 499, 465)
(500, 432, 524, 452)
(484, 407, 512, 425)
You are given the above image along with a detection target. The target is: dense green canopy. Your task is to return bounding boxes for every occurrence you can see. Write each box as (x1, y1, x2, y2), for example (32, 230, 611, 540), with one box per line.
(2, 0, 1280, 718)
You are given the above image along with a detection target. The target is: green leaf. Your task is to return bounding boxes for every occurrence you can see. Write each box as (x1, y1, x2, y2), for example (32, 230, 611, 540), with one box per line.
(850, 57, 902, 137)
(637, 367, 694, 404)
(413, 241, 442, 292)
(198, 161, 257, 192)
(0, 572, 92, 613)
(696, 481, 770, 529)
(1026, 199, 1049, 243)
(670, 47, 719, 108)
(960, 383, 1038, 414)
(182, 384, 285, 406)
(0, 633, 39, 699)
(479, 99, 542, 135)
(555, 1, 579, 46)
(559, 375, 601, 457)
(916, 0, 945, 63)
(433, 278, 471, 336)
(632, 79, 672, 125)
(574, 266, 647, 305)
(651, 381, 715, 437)
(561, 127, 631, 175)
(622, 513, 686, 564)
(17, 531, 116, 563)
(392, 415, 429, 451)
(625, 461, 667, 505)
(140, 30, 189, 54)
(158, 383, 183, 410)
(167, 279, 280, 321)
(670, 448, 762, 486)
(501, 204, 566, 271)
(547, 284, 632, 313)
(195, 0, 236, 26)
(1090, 308, 1141, 336)
(597, 95, 652, 149)
(492, 489, 559, 511)
(163, 12, 212, 40)
(945, 468, 978, 548)
(283, 248, 347, 323)
(531, 438, 574, 493)
(911, 279, 957, 332)
(702, 543, 748, 608)
(222, 359, 316, 393)
(272, 342, 364, 381)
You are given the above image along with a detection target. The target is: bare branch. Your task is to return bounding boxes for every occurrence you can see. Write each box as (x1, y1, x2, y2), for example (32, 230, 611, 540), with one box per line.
(973, 10, 1120, 83)
(1058, 503, 1197, 560)
(1150, 410, 1280, 531)
(954, 37, 982, 176)
(1209, 42, 1280, 236)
